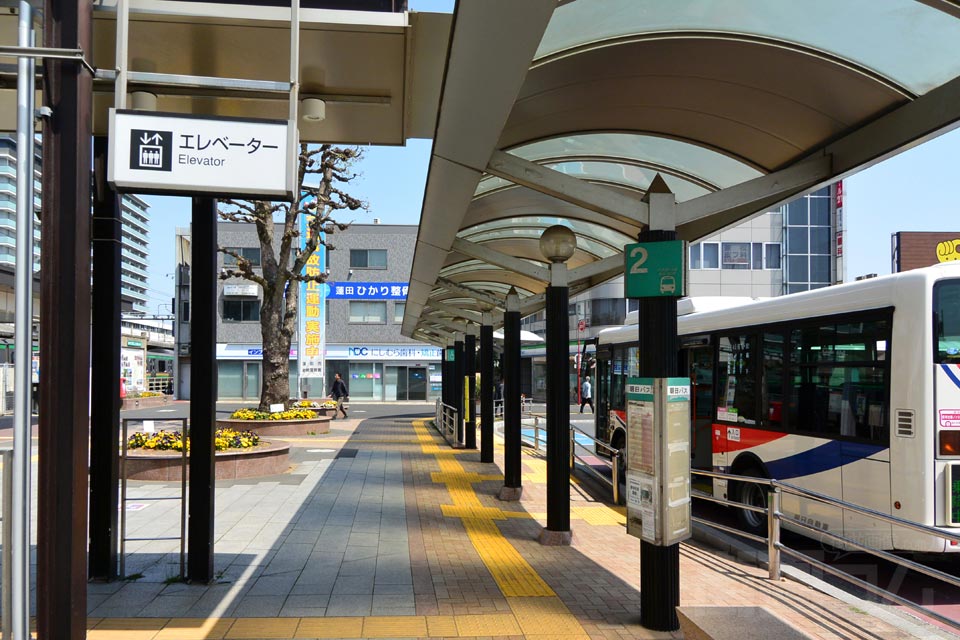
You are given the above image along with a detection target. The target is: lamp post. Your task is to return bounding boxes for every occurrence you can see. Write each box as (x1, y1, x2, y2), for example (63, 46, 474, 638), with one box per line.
(539, 225, 575, 545)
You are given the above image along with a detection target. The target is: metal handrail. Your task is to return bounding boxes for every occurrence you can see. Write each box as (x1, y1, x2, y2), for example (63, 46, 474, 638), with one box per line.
(120, 418, 188, 580)
(691, 468, 960, 632)
(433, 400, 460, 447)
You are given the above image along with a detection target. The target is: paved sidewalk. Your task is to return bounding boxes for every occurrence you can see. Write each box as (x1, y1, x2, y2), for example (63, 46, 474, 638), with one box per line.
(78, 413, 954, 639)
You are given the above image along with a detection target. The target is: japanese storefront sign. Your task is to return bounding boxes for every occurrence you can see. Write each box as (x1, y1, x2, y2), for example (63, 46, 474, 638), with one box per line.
(325, 282, 408, 300)
(298, 209, 327, 379)
(108, 109, 296, 199)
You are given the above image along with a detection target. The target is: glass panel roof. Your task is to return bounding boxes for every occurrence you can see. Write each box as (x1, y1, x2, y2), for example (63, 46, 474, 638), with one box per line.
(460, 216, 634, 250)
(508, 134, 763, 188)
(460, 227, 621, 258)
(537, 0, 960, 95)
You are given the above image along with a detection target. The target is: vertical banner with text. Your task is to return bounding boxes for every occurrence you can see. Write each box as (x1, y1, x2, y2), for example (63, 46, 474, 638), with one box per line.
(298, 207, 327, 395)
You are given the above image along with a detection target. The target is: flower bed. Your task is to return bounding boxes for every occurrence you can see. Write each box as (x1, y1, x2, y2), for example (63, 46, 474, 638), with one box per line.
(123, 429, 290, 481)
(292, 400, 338, 417)
(216, 407, 332, 436)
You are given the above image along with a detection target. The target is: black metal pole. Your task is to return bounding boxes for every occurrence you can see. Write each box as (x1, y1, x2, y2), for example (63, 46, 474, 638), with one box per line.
(188, 197, 217, 583)
(502, 293, 522, 494)
(480, 323, 494, 462)
(543, 281, 571, 540)
(38, 0, 92, 633)
(465, 333, 477, 449)
(454, 338, 464, 445)
(638, 228, 680, 631)
(89, 137, 122, 581)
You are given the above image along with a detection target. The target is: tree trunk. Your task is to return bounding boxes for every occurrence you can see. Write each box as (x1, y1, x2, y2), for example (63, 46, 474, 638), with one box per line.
(258, 286, 292, 411)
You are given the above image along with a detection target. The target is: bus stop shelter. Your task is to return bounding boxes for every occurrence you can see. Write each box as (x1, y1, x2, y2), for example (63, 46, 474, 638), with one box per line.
(402, 0, 960, 630)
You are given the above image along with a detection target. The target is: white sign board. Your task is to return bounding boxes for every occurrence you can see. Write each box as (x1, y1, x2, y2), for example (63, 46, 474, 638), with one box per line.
(224, 283, 260, 296)
(108, 109, 296, 199)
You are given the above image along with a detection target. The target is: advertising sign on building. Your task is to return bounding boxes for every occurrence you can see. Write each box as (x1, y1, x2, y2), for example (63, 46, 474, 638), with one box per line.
(893, 231, 960, 272)
(325, 282, 408, 299)
(108, 109, 296, 199)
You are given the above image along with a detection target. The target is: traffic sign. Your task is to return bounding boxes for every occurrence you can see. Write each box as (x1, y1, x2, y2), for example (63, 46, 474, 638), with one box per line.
(624, 240, 686, 298)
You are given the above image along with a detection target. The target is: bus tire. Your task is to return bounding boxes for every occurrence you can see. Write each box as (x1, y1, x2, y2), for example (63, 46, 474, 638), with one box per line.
(734, 466, 768, 536)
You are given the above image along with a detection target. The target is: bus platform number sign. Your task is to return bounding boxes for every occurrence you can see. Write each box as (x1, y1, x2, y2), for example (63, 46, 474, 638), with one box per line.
(624, 240, 686, 298)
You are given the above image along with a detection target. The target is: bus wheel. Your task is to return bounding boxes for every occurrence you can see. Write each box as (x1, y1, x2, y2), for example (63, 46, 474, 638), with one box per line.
(734, 467, 768, 535)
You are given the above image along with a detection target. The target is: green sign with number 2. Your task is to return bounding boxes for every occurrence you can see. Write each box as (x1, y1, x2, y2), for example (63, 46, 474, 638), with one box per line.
(624, 240, 686, 298)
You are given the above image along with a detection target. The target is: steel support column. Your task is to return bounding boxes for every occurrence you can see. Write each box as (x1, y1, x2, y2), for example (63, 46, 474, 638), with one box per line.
(638, 173, 681, 631)
(464, 332, 477, 449)
(89, 136, 122, 581)
(38, 0, 93, 632)
(542, 269, 571, 544)
(188, 197, 217, 583)
(454, 337, 464, 446)
(479, 321, 494, 463)
(500, 289, 522, 498)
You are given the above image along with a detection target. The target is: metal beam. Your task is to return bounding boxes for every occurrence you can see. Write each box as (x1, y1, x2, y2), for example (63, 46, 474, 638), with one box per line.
(675, 155, 832, 240)
(569, 254, 624, 287)
(486, 149, 649, 226)
(451, 237, 550, 283)
(435, 277, 505, 309)
(824, 72, 960, 177)
(422, 314, 470, 335)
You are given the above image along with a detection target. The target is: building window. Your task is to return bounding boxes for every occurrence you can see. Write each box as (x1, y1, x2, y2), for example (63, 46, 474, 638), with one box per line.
(393, 302, 406, 323)
(721, 243, 751, 270)
(223, 247, 261, 267)
(690, 242, 720, 269)
(223, 299, 260, 322)
(350, 249, 387, 269)
(349, 301, 386, 324)
(764, 243, 781, 270)
(181, 300, 190, 323)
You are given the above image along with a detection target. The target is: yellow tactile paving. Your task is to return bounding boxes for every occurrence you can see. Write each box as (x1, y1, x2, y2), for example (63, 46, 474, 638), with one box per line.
(294, 616, 363, 638)
(425, 615, 459, 637)
(454, 613, 524, 637)
(86, 630, 158, 640)
(155, 618, 232, 639)
(362, 615, 429, 637)
(571, 505, 627, 526)
(93, 618, 168, 630)
(508, 597, 588, 637)
(225, 617, 299, 639)
(414, 420, 556, 598)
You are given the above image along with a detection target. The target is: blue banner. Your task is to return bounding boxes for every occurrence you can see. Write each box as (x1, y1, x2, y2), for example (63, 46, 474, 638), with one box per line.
(325, 282, 408, 300)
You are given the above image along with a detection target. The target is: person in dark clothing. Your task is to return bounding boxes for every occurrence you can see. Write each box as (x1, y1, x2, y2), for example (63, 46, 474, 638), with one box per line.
(329, 372, 349, 419)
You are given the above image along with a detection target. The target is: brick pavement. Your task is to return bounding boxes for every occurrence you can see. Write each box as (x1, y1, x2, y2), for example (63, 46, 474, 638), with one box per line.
(75, 413, 953, 639)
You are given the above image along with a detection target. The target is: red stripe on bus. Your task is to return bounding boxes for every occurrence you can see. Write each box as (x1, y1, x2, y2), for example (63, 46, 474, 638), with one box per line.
(713, 424, 788, 453)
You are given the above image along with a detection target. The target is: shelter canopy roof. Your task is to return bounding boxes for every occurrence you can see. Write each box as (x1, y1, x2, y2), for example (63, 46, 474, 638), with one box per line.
(404, 0, 960, 343)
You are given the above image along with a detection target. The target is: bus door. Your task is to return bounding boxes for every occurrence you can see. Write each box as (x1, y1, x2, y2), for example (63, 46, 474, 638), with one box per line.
(595, 348, 611, 446)
(687, 345, 714, 471)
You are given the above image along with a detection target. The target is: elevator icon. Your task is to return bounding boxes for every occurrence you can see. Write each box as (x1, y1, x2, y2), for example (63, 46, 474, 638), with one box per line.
(129, 129, 172, 172)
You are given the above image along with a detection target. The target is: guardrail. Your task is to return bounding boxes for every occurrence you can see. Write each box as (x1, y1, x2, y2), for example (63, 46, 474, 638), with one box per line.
(493, 396, 532, 418)
(119, 418, 187, 580)
(434, 399, 460, 447)
(522, 415, 622, 505)
(691, 468, 960, 633)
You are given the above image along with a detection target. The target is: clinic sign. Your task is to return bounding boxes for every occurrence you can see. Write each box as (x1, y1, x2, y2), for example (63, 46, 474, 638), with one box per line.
(108, 109, 296, 199)
(326, 345, 443, 361)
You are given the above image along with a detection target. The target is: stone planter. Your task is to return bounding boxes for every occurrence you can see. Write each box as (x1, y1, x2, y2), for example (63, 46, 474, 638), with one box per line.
(123, 441, 291, 481)
(216, 416, 331, 436)
(122, 395, 171, 410)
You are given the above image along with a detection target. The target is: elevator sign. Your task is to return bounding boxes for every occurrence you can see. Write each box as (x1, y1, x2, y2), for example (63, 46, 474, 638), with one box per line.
(108, 109, 296, 199)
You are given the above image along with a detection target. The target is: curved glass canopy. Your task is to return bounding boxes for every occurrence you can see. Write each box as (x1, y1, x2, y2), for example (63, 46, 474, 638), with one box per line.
(537, 0, 960, 95)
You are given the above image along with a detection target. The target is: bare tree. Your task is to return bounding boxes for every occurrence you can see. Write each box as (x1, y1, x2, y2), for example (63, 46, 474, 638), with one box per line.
(218, 144, 365, 411)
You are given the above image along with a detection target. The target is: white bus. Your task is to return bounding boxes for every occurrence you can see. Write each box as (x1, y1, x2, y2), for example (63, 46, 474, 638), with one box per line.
(595, 263, 960, 553)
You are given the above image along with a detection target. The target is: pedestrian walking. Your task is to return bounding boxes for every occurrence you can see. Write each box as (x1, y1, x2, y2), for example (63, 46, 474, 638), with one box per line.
(579, 376, 594, 414)
(329, 372, 349, 419)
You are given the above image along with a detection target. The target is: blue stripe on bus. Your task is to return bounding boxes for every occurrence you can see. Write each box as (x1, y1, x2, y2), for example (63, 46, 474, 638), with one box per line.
(943, 364, 960, 391)
(764, 440, 886, 480)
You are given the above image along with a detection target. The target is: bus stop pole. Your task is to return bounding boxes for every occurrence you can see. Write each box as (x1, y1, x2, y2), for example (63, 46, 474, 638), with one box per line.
(638, 178, 680, 631)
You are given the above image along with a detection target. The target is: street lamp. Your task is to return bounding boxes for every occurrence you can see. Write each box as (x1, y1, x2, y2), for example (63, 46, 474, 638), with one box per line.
(539, 225, 575, 545)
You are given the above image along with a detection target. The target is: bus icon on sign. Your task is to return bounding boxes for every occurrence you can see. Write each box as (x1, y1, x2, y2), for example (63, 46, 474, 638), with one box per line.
(659, 275, 676, 294)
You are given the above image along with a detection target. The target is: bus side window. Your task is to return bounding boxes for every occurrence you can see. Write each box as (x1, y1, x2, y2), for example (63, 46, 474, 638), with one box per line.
(717, 334, 757, 425)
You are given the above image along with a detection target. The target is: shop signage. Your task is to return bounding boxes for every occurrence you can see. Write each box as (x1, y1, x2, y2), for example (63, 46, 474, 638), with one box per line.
(126, 339, 143, 347)
(224, 283, 260, 296)
(217, 344, 297, 360)
(108, 109, 295, 199)
(326, 345, 443, 361)
(325, 282, 408, 300)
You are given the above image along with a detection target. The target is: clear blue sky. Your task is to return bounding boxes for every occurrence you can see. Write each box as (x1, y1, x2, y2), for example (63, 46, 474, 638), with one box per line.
(138, 2, 960, 312)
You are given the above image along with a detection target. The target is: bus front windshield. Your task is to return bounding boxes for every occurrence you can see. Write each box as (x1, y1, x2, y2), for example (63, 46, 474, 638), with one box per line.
(935, 279, 960, 363)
